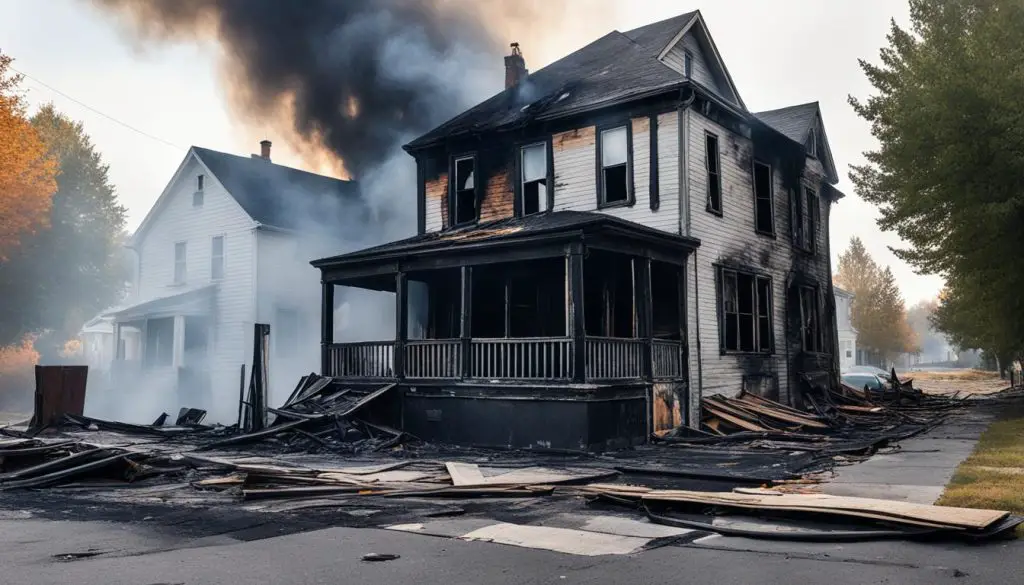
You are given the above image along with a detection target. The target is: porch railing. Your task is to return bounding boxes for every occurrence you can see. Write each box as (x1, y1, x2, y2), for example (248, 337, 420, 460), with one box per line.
(652, 340, 685, 379)
(585, 337, 645, 380)
(327, 342, 394, 378)
(405, 339, 461, 379)
(469, 338, 573, 380)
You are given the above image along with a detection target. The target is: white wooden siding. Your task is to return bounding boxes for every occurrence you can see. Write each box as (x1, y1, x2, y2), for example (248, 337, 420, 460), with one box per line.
(133, 154, 256, 423)
(662, 34, 722, 96)
(684, 109, 794, 421)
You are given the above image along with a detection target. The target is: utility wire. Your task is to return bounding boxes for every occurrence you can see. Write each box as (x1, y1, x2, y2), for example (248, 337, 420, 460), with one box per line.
(11, 65, 185, 152)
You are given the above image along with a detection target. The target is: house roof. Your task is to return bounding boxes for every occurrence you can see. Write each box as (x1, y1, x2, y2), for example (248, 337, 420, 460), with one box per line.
(105, 285, 216, 321)
(406, 11, 735, 150)
(754, 102, 839, 184)
(191, 147, 360, 232)
(312, 210, 700, 268)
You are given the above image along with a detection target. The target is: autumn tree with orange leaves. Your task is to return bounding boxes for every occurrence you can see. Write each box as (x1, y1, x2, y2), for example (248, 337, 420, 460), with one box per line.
(0, 51, 56, 261)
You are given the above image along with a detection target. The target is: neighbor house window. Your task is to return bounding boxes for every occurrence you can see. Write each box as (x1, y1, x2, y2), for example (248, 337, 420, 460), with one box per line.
(683, 51, 693, 79)
(520, 142, 549, 215)
(753, 161, 775, 235)
(274, 306, 301, 358)
(452, 155, 478, 225)
(705, 132, 722, 214)
(598, 125, 630, 206)
(193, 174, 205, 207)
(799, 285, 822, 352)
(174, 242, 186, 284)
(211, 236, 224, 280)
(719, 267, 773, 353)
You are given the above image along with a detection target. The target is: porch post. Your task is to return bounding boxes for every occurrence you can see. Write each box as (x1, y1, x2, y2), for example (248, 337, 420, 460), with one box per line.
(320, 281, 334, 375)
(460, 266, 473, 379)
(568, 244, 586, 383)
(635, 257, 653, 381)
(394, 271, 408, 379)
(114, 322, 123, 360)
(172, 315, 186, 369)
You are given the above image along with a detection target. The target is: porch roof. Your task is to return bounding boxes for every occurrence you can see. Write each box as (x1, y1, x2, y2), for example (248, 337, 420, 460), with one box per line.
(312, 211, 700, 282)
(105, 285, 216, 321)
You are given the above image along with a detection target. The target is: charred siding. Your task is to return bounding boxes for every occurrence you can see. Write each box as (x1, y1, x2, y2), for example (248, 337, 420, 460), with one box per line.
(425, 172, 447, 231)
(479, 163, 514, 222)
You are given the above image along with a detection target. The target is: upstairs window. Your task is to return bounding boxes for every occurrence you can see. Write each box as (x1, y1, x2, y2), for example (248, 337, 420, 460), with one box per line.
(752, 161, 775, 235)
(683, 51, 693, 79)
(799, 285, 822, 353)
(211, 236, 224, 280)
(719, 267, 773, 353)
(520, 142, 549, 215)
(804, 187, 818, 253)
(806, 127, 819, 159)
(173, 242, 186, 284)
(598, 125, 630, 206)
(193, 174, 205, 207)
(705, 132, 722, 214)
(452, 155, 478, 225)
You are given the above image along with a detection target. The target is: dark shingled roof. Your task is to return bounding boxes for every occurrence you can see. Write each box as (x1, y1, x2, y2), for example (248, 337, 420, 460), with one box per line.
(193, 147, 360, 231)
(753, 102, 820, 144)
(312, 210, 698, 267)
(405, 12, 701, 150)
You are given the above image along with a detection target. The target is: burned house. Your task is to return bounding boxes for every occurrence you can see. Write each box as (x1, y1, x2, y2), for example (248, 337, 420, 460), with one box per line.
(311, 10, 844, 450)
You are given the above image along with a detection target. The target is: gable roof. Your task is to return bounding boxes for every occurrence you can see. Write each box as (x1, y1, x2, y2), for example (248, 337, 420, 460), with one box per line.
(755, 102, 839, 184)
(191, 147, 360, 231)
(407, 10, 751, 150)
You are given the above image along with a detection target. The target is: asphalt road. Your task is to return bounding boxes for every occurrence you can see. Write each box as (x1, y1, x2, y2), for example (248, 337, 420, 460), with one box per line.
(0, 516, 1020, 585)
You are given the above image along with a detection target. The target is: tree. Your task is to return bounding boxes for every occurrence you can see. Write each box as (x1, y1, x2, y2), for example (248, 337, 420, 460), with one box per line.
(849, 0, 1024, 366)
(0, 51, 57, 261)
(0, 104, 127, 353)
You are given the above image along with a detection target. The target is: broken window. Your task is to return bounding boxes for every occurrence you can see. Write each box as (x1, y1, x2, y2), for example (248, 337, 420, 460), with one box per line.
(520, 142, 548, 215)
(719, 268, 773, 353)
(753, 161, 774, 235)
(599, 126, 630, 205)
(211, 236, 224, 280)
(452, 156, 478, 225)
(800, 285, 822, 353)
(470, 260, 565, 338)
(705, 132, 722, 214)
(193, 175, 204, 207)
(174, 242, 186, 284)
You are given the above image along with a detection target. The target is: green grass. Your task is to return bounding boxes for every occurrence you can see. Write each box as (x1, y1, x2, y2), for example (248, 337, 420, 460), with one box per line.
(937, 417, 1024, 537)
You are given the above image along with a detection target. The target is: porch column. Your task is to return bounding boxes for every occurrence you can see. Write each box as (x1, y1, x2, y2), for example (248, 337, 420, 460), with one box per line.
(320, 281, 334, 375)
(172, 315, 186, 369)
(568, 245, 586, 383)
(460, 266, 473, 379)
(394, 271, 408, 379)
(635, 257, 653, 380)
(114, 322, 123, 360)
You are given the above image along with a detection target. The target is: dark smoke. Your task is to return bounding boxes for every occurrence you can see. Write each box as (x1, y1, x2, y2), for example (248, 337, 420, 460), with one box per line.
(92, 0, 566, 178)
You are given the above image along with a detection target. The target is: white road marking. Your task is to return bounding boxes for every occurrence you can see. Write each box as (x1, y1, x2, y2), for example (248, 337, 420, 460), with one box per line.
(459, 523, 652, 556)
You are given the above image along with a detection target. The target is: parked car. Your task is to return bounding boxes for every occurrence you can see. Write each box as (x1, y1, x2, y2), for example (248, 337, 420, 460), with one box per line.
(841, 372, 888, 393)
(846, 365, 893, 381)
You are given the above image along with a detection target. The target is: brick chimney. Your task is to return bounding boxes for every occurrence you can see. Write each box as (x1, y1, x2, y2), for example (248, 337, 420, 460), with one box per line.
(504, 43, 528, 89)
(260, 139, 272, 161)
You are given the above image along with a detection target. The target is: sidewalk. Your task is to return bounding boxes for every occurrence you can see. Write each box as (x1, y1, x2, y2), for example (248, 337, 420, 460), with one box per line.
(816, 408, 994, 504)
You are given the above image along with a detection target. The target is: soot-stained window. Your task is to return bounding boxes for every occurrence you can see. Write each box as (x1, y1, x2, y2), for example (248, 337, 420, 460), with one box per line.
(719, 267, 773, 353)
(520, 142, 548, 216)
(706, 133, 722, 214)
(599, 126, 630, 206)
(753, 161, 774, 235)
(453, 156, 478, 225)
(800, 285, 822, 353)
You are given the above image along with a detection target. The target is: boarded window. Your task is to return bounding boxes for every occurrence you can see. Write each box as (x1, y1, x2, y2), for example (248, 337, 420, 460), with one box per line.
(600, 126, 629, 205)
(753, 161, 774, 235)
(174, 242, 186, 284)
(520, 142, 548, 215)
(706, 133, 721, 214)
(211, 236, 224, 280)
(453, 156, 477, 225)
(720, 268, 773, 353)
(800, 285, 821, 352)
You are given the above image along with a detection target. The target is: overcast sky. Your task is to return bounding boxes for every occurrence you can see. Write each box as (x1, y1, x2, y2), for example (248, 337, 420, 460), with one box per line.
(0, 0, 944, 305)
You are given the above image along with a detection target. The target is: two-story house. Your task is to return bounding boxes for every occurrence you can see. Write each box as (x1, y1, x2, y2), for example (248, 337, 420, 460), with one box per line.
(99, 141, 365, 423)
(834, 286, 857, 371)
(311, 10, 844, 450)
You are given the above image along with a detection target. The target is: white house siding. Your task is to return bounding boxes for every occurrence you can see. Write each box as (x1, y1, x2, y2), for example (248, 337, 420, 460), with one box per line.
(662, 34, 722, 97)
(683, 109, 795, 422)
(551, 113, 680, 233)
(133, 154, 256, 422)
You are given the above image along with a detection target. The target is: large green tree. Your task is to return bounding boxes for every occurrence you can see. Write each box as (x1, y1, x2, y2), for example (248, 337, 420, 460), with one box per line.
(850, 0, 1024, 365)
(0, 104, 127, 356)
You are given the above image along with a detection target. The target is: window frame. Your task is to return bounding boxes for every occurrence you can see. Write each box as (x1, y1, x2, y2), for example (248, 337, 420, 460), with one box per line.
(799, 284, 824, 354)
(210, 235, 225, 281)
(173, 241, 187, 285)
(683, 51, 694, 79)
(595, 122, 634, 209)
(716, 265, 774, 355)
(448, 153, 480, 227)
(752, 160, 776, 237)
(705, 131, 722, 216)
(515, 138, 554, 217)
(806, 127, 819, 159)
(804, 186, 818, 254)
(193, 174, 205, 208)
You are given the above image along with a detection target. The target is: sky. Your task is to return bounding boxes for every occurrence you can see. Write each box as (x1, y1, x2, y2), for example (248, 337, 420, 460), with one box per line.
(0, 0, 945, 305)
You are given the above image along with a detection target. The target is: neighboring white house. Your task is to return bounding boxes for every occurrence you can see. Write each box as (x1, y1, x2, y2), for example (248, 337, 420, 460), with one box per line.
(834, 286, 857, 371)
(91, 140, 366, 423)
